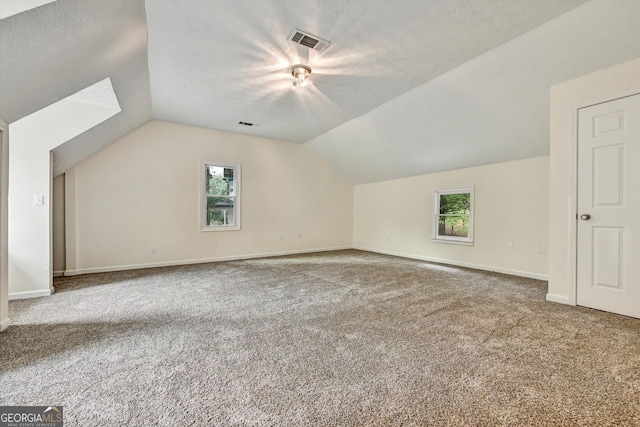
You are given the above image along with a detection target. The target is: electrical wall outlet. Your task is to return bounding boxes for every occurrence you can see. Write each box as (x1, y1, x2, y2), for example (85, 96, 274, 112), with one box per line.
(505, 241, 513, 251)
(538, 243, 546, 254)
(150, 247, 157, 255)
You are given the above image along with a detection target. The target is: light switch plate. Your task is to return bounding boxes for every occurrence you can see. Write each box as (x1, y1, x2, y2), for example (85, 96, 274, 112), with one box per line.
(34, 195, 44, 205)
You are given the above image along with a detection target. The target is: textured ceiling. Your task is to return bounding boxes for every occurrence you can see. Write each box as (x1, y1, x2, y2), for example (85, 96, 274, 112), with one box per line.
(0, 0, 151, 176)
(2, 0, 638, 183)
(0, 0, 57, 19)
(305, 0, 640, 183)
(145, 0, 589, 144)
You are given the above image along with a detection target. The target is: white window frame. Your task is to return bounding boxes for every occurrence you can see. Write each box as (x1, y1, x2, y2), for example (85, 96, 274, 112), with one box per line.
(432, 186, 474, 245)
(201, 162, 241, 232)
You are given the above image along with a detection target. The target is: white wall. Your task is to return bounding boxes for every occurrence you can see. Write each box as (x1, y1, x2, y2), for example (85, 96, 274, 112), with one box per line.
(9, 95, 119, 298)
(65, 121, 353, 274)
(548, 58, 640, 304)
(353, 157, 549, 279)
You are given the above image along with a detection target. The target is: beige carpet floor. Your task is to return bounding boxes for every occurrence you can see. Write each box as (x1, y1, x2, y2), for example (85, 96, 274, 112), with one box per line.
(1, 250, 638, 426)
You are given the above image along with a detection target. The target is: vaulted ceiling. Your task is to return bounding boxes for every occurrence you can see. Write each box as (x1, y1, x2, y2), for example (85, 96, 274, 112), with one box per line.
(145, 0, 588, 143)
(0, 0, 151, 175)
(1, 0, 639, 182)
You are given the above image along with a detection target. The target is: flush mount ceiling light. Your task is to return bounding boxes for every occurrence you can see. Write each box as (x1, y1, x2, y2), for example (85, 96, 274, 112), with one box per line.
(290, 64, 312, 89)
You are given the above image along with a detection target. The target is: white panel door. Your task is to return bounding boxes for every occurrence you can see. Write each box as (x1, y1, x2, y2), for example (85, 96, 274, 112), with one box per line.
(577, 94, 640, 318)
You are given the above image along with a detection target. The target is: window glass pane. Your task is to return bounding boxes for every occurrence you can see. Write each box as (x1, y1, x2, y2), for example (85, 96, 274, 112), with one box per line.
(206, 165, 235, 196)
(437, 215, 469, 237)
(439, 193, 470, 215)
(206, 196, 235, 226)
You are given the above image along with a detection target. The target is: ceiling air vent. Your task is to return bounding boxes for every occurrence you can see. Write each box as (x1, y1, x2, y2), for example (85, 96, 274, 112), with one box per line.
(289, 29, 330, 52)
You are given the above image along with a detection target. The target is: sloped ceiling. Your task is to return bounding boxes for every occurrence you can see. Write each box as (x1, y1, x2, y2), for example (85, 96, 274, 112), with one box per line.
(0, 0, 57, 19)
(305, 0, 640, 183)
(0, 0, 151, 176)
(1, 0, 638, 183)
(145, 0, 588, 144)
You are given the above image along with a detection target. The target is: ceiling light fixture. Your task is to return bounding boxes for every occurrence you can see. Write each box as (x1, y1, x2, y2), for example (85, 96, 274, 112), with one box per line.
(290, 64, 312, 89)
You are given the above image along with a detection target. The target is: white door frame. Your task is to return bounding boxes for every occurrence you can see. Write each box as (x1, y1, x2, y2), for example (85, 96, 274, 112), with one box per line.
(0, 119, 10, 331)
(568, 91, 640, 306)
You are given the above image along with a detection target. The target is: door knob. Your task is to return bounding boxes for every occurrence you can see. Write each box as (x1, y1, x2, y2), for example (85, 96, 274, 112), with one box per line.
(580, 214, 591, 220)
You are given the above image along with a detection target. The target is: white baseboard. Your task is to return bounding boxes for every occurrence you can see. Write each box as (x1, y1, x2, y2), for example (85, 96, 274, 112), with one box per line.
(546, 293, 572, 305)
(58, 245, 548, 284)
(64, 246, 353, 276)
(0, 317, 11, 332)
(353, 246, 548, 281)
(9, 288, 53, 300)
(53, 270, 65, 277)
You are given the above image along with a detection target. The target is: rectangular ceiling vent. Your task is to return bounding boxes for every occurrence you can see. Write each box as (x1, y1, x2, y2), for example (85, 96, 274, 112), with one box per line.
(289, 29, 330, 52)
(238, 121, 259, 127)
